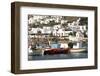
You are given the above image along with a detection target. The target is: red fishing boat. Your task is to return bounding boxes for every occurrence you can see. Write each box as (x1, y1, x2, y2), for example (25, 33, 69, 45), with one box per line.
(44, 48, 70, 55)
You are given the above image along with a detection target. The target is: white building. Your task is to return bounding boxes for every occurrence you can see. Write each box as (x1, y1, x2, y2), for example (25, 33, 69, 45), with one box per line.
(28, 17, 34, 24)
(52, 25, 61, 36)
(43, 26, 52, 34)
(64, 28, 73, 36)
(29, 27, 43, 34)
(57, 28, 64, 36)
(31, 28, 38, 33)
(76, 31, 84, 41)
(53, 25, 61, 30)
(52, 30, 57, 36)
(79, 25, 87, 33)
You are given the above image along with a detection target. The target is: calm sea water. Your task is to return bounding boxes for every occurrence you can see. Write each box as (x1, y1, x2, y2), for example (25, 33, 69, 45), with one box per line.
(28, 52, 88, 61)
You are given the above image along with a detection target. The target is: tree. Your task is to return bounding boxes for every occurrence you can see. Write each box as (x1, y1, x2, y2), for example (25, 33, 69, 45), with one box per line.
(79, 17, 88, 25)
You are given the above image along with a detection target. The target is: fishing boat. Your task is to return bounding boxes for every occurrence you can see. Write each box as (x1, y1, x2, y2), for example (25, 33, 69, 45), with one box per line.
(44, 48, 70, 55)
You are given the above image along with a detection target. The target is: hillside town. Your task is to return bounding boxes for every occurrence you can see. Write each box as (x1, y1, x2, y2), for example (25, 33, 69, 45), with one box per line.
(28, 15, 88, 57)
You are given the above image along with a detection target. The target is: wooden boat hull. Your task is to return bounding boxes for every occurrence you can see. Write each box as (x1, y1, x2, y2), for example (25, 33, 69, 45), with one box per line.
(44, 48, 70, 55)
